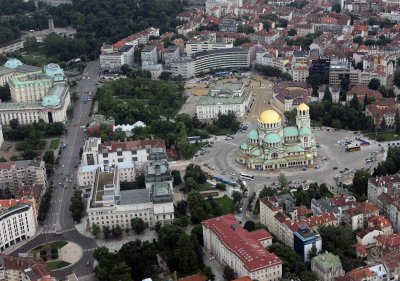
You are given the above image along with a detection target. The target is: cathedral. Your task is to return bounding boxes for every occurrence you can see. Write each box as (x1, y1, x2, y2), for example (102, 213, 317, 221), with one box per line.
(236, 103, 317, 170)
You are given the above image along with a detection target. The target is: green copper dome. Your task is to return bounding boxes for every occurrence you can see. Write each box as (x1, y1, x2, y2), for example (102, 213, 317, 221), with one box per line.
(283, 127, 299, 137)
(42, 95, 60, 107)
(5, 58, 23, 69)
(240, 143, 249, 150)
(247, 129, 258, 140)
(251, 148, 261, 156)
(299, 127, 311, 136)
(264, 133, 281, 143)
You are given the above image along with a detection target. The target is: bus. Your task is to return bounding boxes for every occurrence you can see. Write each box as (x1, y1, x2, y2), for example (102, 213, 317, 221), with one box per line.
(346, 144, 361, 152)
(187, 136, 201, 143)
(240, 173, 254, 181)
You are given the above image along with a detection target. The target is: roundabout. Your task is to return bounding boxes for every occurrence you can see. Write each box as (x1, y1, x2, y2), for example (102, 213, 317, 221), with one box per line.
(30, 240, 83, 271)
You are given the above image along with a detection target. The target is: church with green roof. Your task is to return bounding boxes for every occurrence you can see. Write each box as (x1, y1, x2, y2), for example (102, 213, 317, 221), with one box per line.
(236, 103, 317, 170)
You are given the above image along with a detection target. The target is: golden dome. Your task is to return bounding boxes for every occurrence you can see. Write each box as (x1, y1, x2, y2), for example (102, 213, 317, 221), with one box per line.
(258, 109, 281, 124)
(298, 103, 309, 111)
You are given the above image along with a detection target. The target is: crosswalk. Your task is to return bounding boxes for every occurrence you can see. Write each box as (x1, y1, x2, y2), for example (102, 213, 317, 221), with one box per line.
(77, 273, 97, 281)
(83, 248, 96, 253)
(41, 226, 76, 234)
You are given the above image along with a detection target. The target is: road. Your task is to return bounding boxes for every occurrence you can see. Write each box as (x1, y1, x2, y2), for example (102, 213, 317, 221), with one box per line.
(10, 61, 100, 281)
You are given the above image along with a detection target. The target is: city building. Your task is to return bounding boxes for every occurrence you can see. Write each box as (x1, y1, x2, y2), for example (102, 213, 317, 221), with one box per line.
(0, 160, 47, 193)
(237, 104, 317, 170)
(202, 214, 282, 281)
(219, 19, 238, 32)
(87, 114, 115, 137)
(196, 82, 252, 120)
(318, 85, 340, 103)
(81, 137, 166, 166)
(100, 44, 134, 71)
(311, 252, 345, 281)
(368, 175, 400, 207)
(162, 46, 180, 66)
(170, 57, 195, 79)
(344, 202, 380, 230)
(272, 82, 311, 112)
(185, 42, 233, 55)
(141, 64, 163, 79)
(0, 58, 41, 87)
(192, 48, 252, 75)
(365, 101, 399, 130)
(0, 125, 3, 149)
(77, 161, 139, 188)
(87, 148, 174, 229)
(112, 27, 159, 49)
(0, 200, 36, 252)
(336, 265, 388, 281)
(141, 45, 158, 66)
(345, 86, 382, 104)
(293, 225, 322, 263)
(0, 254, 55, 281)
(309, 58, 330, 84)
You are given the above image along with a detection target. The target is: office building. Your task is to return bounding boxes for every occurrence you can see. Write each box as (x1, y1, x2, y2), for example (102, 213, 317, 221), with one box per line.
(309, 58, 330, 84)
(87, 148, 174, 229)
(202, 214, 282, 281)
(81, 138, 166, 166)
(100, 44, 135, 71)
(170, 57, 195, 79)
(0, 200, 36, 252)
(237, 104, 316, 170)
(0, 58, 41, 87)
(162, 46, 180, 66)
(293, 225, 322, 263)
(141, 45, 158, 66)
(185, 42, 233, 55)
(196, 82, 252, 120)
(0, 160, 47, 193)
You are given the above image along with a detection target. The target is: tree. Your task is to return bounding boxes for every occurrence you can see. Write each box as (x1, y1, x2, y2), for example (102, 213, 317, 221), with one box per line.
(0, 84, 11, 102)
(232, 191, 243, 204)
(9, 118, 19, 130)
(112, 225, 123, 238)
(43, 150, 55, 165)
(131, 218, 145, 234)
(352, 169, 370, 197)
(395, 110, 400, 134)
(278, 173, 289, 189)
(243, 220, 256, 232)
(92, 223, 101, 238)
(380, 117, 387, 131)
(23, 36, 39, 52)
(353, 36, 363, 45)
(102, 226, 111, 239)
(184, 164, 206, 184)
(350, 95, 361, 111)
(368, 78, 381, 90)
(191, 224, 204, 246)
(288, 28, 297, 36)
(223, 265, 236, 281)
(185, 177, 199, 192)
(306, 75, 321, 96)
(171, 170, 182, 185)
(323, 86, 332, 102)
(395, 69, 400, 88)
(174, 234, 199, 275)
(69, 190, 84, 223)
(308, 245, 318, 260)
(202, 266, 215, 281)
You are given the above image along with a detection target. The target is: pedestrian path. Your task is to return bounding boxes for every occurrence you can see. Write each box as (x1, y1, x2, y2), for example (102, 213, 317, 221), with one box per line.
(77, 273, 97, 281)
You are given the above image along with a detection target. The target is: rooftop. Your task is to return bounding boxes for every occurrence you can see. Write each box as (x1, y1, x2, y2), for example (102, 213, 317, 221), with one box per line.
(120, 189, 150, 205)
(202, 214, 281, 272)
(312, 252, 342, 272)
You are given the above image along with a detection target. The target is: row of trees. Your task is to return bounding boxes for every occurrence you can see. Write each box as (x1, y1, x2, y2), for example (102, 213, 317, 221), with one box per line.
(69, 190, 84, 223)
(38, 188, 52, 221)
(294, 183, 330, 207)
(254, 64, 292, 80)
(373, 147, 400, 177)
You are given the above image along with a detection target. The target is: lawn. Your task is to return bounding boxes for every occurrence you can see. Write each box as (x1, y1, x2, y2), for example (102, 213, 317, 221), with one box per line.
(31, 240, 68, 256)
(198, 183, 213, 192)
(365, 132, 400, 142)
(49, 139, 60, 149)
(215, 195, 235, 214)
(214, 128, 234, 136)
(46, 260, 71, 270)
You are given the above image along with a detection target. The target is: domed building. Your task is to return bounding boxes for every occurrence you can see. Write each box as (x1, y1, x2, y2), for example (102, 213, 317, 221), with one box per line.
(237, 103, 317, 170)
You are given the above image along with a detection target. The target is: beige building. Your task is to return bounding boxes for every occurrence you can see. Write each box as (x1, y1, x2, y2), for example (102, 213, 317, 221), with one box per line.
(202, 214, 282, 281)
(311, 253, 345, 281)
(0, 160, 47, 193)
(344, 202, 380, 230)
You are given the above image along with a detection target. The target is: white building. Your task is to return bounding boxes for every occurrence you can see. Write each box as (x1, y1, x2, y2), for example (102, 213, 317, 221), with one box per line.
(162, 46, 180, 66)
(81, 138, 166, 166)
(0, 201, 36, 252)
(196, 82, 252, 120)
(77, 161, 139, 188)
(185, 42, 233, 55)
(0, 58, 41, 87)
(141, 45, 158, 66)
(311, 253, 345, 281)
(170, 57, 195, 79)
(202, 214, 282, 281)
(100, 44, 135, 71)
(87, 148, 174, 229)
(141, 64, 163, 79)
(113, 121, 146, 138)
(0, 160, 47, 193)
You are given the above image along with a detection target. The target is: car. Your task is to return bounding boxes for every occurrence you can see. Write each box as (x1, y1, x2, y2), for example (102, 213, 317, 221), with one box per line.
(59, 182, 62, 185)
(86, 261, 90, 266)
(333, 167, 338, 170)
(62, 164, 65, 168)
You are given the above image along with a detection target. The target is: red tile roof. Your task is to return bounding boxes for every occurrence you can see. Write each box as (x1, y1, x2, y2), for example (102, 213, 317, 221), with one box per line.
(232, 277, 253, 281)
(376, 233, 400, 248)
(296, 205, 312, 217)
(0, 253, 53, 280)
(345, 202, 379, 217)
(381, 250, 400, 271)
(346, 267, 374, 280)
(100, 139, 166, 153)
(368, 216, 392, 230)
(303, 212, 337, 228)
(202, 214, 281, 272)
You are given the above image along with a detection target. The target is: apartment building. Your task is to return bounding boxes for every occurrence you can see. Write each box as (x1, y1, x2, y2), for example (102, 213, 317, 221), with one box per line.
(87, 148, 174, 229)
(366, 101, 399, 130)
(100, 44, 135, 71)
(170, 57, 195, 79)
(162, 46, 180, 66)
(311, 252, 345, 281)
(344, 202, 380, 230)
(0, 201, 36, 252)
(81, 137, 166, 166)
(141, 45, 158, 66)
(293, 225, 322, 263)
(202, 214, 282, 281)
(0, 160, 46, 193)
(0, 254, 55, 281)
(368, 175, 400, 206)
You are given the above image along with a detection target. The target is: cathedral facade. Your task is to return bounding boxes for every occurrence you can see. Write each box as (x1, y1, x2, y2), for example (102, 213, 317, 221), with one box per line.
(236, 103, 317, 170)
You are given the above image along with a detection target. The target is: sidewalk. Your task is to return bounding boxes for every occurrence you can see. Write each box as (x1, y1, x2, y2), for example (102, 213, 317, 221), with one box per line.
(3, 226, 43, 255)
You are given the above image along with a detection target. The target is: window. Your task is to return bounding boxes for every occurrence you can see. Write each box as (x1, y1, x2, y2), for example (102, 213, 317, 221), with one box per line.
(103, 153, 108, 158)
(117, 151, 122, 156)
